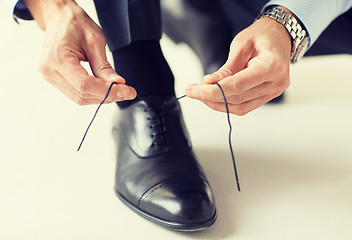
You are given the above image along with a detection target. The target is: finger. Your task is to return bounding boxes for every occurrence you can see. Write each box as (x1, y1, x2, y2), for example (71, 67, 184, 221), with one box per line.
(45, 75, 133, 105)
(66, 75, 137, 102)
(220, 57, 275, 95)
(84, 39, 125, 83)
(203, 38, 254, 84)
(225, 82, 284, 105)
(186, 83, 222, 102)
(186, 77, 255, 102)
(46, 76, 115, 105)
(202, 91, 282, 116)
(190, 57, 278, 102)
(55, 51, 135, 100)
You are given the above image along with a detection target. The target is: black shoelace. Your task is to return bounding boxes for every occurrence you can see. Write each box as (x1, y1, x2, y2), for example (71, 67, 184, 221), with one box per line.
(77, 82, 241, 192)
(214, 82, 241, 192)
(77, 82, 118, 152)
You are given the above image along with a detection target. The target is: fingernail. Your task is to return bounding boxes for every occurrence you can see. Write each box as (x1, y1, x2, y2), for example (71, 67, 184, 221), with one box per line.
(117, 89, 127, 98)
(194, 88, 202, 98)
(185, 89, 191, 97)
(190, 87, 203, 99)
(210, 72, 221, 79)
(203, 73, 221, 83)
(124, 93, 135, 100)
(109, 73, 120, 81)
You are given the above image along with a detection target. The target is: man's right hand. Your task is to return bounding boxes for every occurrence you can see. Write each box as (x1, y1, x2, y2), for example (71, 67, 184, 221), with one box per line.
(23, 0, 137, 105)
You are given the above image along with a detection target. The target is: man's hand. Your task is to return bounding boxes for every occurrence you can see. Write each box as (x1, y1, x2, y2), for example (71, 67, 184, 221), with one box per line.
(23, 0, 136, 105)
(185, 17, 292, 116)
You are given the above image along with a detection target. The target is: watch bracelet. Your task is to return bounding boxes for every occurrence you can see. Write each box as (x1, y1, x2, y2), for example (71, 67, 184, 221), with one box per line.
(256, 7, 309, 63)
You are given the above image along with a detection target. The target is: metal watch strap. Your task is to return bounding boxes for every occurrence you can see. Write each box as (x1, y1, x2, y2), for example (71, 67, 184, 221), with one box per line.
(256, 7, 310, 63)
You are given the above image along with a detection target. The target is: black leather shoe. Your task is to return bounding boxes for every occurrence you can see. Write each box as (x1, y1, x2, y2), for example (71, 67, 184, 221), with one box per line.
(112, 96, 216, 231)
(161, 0, 232, 74)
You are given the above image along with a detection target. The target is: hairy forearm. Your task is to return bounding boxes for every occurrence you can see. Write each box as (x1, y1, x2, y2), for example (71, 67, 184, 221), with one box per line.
(22, 0, 79, 30)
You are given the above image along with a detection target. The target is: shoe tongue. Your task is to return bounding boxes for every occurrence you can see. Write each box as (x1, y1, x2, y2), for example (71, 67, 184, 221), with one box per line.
(142, 95, 171, 108)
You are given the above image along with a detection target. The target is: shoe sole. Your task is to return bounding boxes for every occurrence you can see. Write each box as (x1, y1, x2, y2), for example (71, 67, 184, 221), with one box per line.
(114, 187, 217, 231)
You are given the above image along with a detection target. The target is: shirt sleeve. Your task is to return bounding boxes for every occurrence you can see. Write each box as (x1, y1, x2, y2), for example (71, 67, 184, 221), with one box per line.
(8, 0, 33, 23)
(263, 0, 352, 47)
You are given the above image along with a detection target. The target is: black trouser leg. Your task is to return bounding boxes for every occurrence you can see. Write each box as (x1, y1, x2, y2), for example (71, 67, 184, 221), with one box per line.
(94, 0, 175, 108)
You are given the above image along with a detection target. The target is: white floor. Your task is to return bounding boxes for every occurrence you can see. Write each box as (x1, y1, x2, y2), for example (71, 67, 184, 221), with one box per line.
(1, 2, 352, 240)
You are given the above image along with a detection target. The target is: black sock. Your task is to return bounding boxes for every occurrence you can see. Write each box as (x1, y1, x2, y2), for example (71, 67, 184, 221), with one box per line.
(112, 40, 175, 108)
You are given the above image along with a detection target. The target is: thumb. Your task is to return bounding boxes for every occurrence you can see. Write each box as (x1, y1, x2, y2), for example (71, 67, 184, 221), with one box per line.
(202, 63, 235, 84)
(86, 43, 125, 84)
(203, 38, 254, 84)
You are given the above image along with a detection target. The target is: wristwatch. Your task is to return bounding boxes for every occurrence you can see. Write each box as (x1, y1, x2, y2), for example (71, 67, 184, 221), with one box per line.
(256, 6, 310, 64)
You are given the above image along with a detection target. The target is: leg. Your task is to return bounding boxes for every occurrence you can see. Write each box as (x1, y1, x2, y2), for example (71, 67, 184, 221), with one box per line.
(94, 0, 216, 231)
(161, 0, 233, 74)
(218, 0, 267, 37)
(95, 0, 174, 108)
(94, 0, 162, 51)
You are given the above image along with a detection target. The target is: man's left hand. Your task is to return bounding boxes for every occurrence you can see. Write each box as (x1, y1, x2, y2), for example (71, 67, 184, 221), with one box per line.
(186, 17, 292, 116)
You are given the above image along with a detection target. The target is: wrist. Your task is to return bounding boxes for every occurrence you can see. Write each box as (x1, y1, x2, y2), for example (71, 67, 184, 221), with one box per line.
(22, 0, 81, 30)
(254, 17, 292, 58)
(256, 6, 310, 63)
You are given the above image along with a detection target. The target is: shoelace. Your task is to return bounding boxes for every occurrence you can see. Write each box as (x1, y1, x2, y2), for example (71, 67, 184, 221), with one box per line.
(77, 82, 241, 192)
(176, 83, 240, 191)
(214, 82, 240, 192)
(77, 82, 118, 152)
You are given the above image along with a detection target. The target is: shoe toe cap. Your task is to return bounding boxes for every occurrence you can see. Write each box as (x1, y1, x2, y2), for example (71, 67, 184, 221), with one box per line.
(139, 179, 216, 227)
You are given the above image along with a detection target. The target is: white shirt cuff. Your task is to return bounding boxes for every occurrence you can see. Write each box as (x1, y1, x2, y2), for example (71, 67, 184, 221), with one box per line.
(263, 0, 352, 47)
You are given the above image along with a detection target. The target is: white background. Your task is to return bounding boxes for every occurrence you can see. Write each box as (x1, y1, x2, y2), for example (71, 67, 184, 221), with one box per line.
(1, 1, 352, 239)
